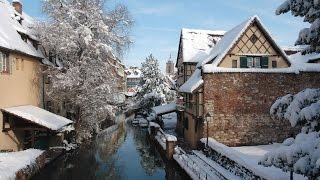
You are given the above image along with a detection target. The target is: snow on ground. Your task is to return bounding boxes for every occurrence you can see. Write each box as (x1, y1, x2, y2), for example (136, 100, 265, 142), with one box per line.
(202, 138, 306, 180)
(162, 112, 177, 130)
(0, 149, 44, 180)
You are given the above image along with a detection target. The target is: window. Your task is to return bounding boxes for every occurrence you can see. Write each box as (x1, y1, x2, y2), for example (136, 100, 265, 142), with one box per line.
(272, 60, 277, 68)
(21, 59, 24, 71)
(0, 52, 9, 73)
(240, 56, 269, 69)
(247, 57, 260, 68)
(184, 117, 188, 130)
(232, 60, 237, 68)
(16, 58, 19, 70)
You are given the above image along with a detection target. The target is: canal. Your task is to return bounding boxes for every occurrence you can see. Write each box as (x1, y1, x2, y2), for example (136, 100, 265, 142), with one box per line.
(32, 121, 190, 180)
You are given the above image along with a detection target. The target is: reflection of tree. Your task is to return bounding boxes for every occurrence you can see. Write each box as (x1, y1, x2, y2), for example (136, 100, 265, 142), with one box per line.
(95, 123, 126, 161)
(131, 126, 164, 176)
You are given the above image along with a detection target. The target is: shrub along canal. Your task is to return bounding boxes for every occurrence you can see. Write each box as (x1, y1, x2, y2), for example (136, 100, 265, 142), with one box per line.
(32, 121, 189, 180)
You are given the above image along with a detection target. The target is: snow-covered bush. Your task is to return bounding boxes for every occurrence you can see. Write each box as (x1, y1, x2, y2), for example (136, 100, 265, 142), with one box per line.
(38, 0, 132, 142)
(260, 88, 320, 179)
(276, 0, 320, 54)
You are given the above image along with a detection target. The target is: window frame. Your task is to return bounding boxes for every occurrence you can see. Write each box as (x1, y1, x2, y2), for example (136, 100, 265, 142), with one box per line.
(0, 51, 9, 73)
(232, 60, 237, 68)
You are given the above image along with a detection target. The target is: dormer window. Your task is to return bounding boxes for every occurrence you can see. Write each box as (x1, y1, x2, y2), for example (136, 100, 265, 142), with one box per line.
(0, 51, 9, 73)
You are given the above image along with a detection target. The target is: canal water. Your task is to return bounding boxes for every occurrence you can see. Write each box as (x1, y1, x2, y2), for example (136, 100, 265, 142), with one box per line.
(32, 122, 189, 180)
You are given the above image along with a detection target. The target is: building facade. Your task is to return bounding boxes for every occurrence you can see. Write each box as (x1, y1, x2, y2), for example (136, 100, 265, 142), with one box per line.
(178, 16, 320, 148)
(0, 0, 71, 151)
(175, 28, 225, 136)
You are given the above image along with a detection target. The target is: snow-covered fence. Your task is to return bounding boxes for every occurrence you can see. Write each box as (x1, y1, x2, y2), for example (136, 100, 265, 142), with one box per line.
(149, 122, 177, 160)
(173, 147, 221, 180)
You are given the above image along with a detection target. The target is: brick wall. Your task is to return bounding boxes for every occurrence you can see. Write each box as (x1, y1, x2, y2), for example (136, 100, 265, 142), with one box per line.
(203, 72, 320, 146)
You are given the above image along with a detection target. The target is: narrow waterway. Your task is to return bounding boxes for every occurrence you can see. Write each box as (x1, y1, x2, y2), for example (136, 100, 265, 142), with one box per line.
(32, 121, 189, 180)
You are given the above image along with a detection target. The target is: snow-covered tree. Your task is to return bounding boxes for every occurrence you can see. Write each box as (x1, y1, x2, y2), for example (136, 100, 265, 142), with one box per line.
(135, 54, 175, 112)
(276, 0, 320, 54)
(259, 89, 320, 179)
(38, 0, 133, 142)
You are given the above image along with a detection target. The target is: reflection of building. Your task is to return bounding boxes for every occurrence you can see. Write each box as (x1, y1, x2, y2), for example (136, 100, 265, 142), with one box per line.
(0, 0, 71, 151)
(125, 67, 142, 89)
(178, 15, 320, 148)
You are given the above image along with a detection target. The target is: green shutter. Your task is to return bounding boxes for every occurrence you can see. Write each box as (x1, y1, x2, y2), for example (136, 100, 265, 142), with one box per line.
(261, 57, 269, 69)
(240, 57, 247, 68)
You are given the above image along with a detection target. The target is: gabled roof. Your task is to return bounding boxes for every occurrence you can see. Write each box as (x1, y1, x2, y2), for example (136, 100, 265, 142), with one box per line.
(197, 15, 290, 69)
(1, 105, 72, 131)
(176, 28, 225, 67)
(0, 0, 43, 59)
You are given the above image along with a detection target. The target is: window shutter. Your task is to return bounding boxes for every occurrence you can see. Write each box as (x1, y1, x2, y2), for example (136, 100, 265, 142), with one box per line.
(261, 57, 269, 69)
(240, 57, 247, 68)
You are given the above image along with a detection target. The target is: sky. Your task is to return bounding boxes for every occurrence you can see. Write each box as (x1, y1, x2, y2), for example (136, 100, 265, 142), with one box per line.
(18, 0, 309, 72)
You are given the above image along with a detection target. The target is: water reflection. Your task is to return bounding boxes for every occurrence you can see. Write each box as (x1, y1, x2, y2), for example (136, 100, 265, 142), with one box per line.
(32, 123, 188, 180)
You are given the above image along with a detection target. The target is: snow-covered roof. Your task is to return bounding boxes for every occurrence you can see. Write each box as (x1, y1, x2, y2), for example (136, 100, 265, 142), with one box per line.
(180, 28, 225, 64)
(125, 67, 142, 78)
(152, 103, 176, 116)
(289, 52, 320, 72)
(0, 149, 44, 180)
(179, 69, 203, 93)
(0, 0, 43, 59)
(282, 45, 307, 52)
(197, 15, 290, 69)
(1, 105, 73, 131)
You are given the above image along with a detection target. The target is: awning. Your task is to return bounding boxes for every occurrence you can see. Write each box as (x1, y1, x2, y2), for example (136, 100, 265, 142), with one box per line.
(152, 103, 176, 116)
(1, 105, 72, 131)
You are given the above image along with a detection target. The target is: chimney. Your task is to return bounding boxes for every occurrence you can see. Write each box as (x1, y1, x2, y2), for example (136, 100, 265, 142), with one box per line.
(12, 0, 23, 14)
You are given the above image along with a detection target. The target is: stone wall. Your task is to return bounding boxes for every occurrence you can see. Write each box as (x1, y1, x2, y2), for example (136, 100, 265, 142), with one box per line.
(203, 72, 320, 146)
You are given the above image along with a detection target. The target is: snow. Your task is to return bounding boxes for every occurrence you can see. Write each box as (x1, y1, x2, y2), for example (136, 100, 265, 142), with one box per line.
(165, 134, 177, 142)
(149, 122, 160, 128)
(152, 103, 176, 115)
(138, 118, 148, 127)
(0, 149, 43, 180)
(173, 146, 238, 180)
(202, 66, 299, 74)
(1, 105, 73, 131)
(197, 15, 289, 70)
(201, 138, 306, 180)
(181, 28, 225, 64)
(179, 69, 203, 93)
(162, 112, 177, 129)
(0, 0, 43, 59)
(125, 67, 142, 78)
(155, 131, 166, 150)
(289, 52, 320, 72)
